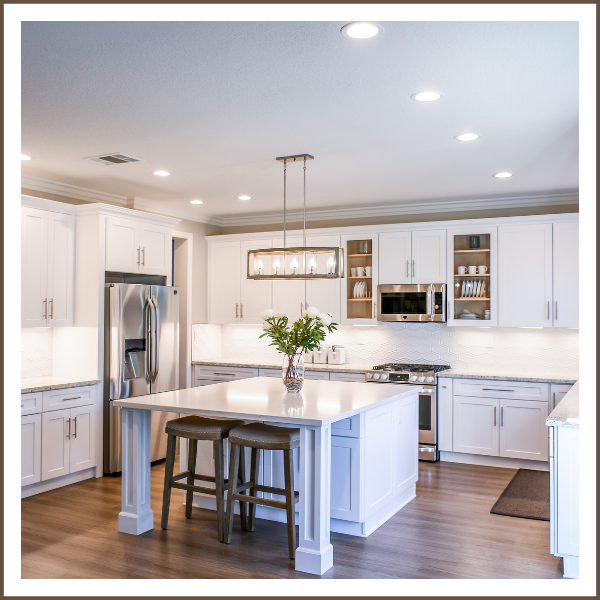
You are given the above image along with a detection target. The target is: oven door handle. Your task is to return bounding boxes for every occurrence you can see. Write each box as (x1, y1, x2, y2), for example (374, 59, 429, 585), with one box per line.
(428, 284, 435, 320)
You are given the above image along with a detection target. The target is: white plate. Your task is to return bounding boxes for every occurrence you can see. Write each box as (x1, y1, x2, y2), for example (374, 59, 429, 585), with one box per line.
(476, 280, 482, 297)
(481, 281, 486, 297)
(361, 281, 366, 297)
(467, 280, 472, 297)
(461, 280, 466, 297)
(353, 282, 358, 298)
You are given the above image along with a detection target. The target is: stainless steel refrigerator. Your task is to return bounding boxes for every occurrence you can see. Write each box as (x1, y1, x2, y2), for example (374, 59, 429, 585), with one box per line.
(104, 283, 180, 474)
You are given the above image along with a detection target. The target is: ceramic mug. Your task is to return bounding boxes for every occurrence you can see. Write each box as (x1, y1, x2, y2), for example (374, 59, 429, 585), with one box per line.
(457, 266, 467, 275)
(365, 266, 372, 276)
(356, 266, 365, 276)
(350, 267, 357, 277)
(478, 265, 488, 274)
(468, 265, 477, 274)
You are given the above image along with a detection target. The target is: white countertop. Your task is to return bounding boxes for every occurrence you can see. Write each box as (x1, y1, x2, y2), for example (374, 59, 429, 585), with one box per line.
(546, 381, 579, 428)
(438, 369, 578, 384)
(114, 377, 421, 426)
(192, 357, 372, 373)
(21, 375, 102, 393)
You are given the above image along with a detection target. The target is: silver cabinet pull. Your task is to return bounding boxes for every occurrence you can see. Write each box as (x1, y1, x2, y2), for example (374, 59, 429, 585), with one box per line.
(142, 247, 146, 266)
(42, 298, 48, 319)
(300, 301, 304, 314)
(21, 405, 24, 407)
(235, 303, 239, 318)
(406, 260, 409, 278)
(555, 301, 558, 321)
(137, 247, 141, 265)
(500, 407, 504, 426)
(412, 260, 415, 278)
(62, 396, 81, 401)
(553, 391, 556, 409)
(547, 301, 550, 320)
(240, 303, 244, 318)
(493, 407, 496, 426)
(213, 372, 235, 376)
(441, 385, 447, 388)
(49, 299, 53, 319)
(74, 416, 77, 438)
(482, 388, 514, 392)
(66, 418, 71, 439)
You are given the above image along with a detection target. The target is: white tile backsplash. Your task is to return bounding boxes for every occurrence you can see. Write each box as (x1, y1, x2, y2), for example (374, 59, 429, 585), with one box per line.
(192, 322, 578, 374)
(22, 328, 53, 378)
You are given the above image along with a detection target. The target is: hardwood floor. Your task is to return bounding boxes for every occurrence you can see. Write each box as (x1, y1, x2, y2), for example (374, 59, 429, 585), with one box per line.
(21, 460, 562, 579)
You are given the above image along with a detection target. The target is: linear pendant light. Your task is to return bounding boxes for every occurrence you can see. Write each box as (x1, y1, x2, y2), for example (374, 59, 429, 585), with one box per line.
(247, 154, 344, 280)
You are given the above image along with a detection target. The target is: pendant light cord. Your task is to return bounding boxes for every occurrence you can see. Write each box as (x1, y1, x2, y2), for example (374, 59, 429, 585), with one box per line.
(283, 158, 287, 249)
(303, 157, 306, 247)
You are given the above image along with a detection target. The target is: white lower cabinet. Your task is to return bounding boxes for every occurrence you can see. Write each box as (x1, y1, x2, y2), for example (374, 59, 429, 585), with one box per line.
(41, 405, 96, 481)
(551, 383, 573, 412)
(21, 414, 42, 486)
(330, 436, 361, 522)
(452, 396, 499, 456)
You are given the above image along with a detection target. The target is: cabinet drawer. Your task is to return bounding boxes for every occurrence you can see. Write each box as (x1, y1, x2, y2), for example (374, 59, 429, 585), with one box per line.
(258, 368, 281, 378)
(42, 386, 95, 412)
(329, 372, 365, 383)
(304, 370, 330, 381)
(453, 379, 549, 402)
(331, 414, 361, 438)
(194, 365, 259, 381)
(21, 392, 43, 416)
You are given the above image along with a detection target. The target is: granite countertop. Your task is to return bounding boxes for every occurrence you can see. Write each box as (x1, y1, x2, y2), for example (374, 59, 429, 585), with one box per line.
(438, 369, 578, 384)
(21, 376, 102, 393)
(192, 357, 372, 374)
(546, 381, 579, 429)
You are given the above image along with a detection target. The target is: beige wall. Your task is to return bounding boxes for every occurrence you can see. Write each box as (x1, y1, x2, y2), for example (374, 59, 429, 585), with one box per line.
(216, 203, 579, 235)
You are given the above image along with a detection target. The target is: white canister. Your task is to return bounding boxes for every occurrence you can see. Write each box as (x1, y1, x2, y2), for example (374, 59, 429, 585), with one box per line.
(303, 349, 313, 363)
(327, 345, 346, 365)
(313, 345, 330, 364)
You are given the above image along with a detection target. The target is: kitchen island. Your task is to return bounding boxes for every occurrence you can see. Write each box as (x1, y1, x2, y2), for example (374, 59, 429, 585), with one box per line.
(114, 377, 421, 575)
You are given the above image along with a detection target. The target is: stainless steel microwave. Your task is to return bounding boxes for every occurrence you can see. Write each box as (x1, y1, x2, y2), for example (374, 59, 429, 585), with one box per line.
(377, 284, 446, 322)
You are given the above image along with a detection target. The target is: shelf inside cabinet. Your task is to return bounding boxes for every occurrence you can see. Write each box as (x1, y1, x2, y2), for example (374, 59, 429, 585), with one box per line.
(454, 273, 490, 277)
(348, 298, 372, 301)
(455, 297, 490, 301)
(454, 249, 491, 253)
(348, 276, 372, 279)
(347, 253, 372, 257)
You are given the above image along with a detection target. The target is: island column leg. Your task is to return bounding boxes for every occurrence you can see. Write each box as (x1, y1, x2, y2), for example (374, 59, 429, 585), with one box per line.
(296, 423, 334, 575)
(118, 408, 154, 535)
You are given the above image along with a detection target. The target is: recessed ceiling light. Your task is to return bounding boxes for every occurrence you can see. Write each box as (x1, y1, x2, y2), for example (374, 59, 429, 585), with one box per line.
(455, 133, 480, 142)
(411, 91, 442, 102)
(341, 22, 383, 40)
(494, 172, 513, 178)
(238, 195, 252, 201)
(190, 200, 203, 205)
(153, 170, 170, 176)
(21, 154, 32, 160)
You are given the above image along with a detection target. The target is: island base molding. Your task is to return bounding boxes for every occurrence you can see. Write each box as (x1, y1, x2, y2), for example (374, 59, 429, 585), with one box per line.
(295, 544, 334, 576)
(440, 451, 550, 471)
(562, 556, 579, 579)
(21, 467, 97, 499)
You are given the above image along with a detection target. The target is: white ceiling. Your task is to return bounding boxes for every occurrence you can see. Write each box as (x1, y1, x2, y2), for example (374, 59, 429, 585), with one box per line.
(21, 21, 579, 221)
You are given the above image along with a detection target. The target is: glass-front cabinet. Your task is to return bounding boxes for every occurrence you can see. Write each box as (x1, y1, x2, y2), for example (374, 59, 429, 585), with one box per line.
(341, 233, 379, 325)
(446, 226, 498, 327)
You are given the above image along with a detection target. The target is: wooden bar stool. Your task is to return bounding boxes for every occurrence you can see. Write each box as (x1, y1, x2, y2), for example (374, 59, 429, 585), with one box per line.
(225, 423, 300, 559)
(161, 415, 247, 542)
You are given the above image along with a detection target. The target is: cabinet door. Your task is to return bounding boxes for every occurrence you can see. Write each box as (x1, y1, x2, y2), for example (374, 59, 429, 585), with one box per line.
(70, 405, 96, 473)
(498, 223, 553, 327)
(208, 240, 241, 324)
(21, 413, 42, 486)
(272, 236, 305, 322)
(21, 207, 48, 327)
(330, 436, 361, 522)
(139, 223, 171, 276)
(379, 231, 411, 284)
(452, 396, 499, 456)
(499, 399, 549, 461)
(240, 239, 272, 324)
(304, 235, 341, 323)
(46, 212, 75, 326)
(552, 221, 579, 328)
(41, 408, 71, 481)
(557, 427, 579, 557)
(437, 378, 453, 452)
(550, 384, 573, 412)
(411, 229, 446, 283)
(105, 216, 140, 273)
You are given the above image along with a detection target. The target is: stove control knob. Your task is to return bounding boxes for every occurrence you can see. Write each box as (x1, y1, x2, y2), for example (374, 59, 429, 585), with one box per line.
(367, 372, 373, 380)
(381, 373, 389, 381)
(374, 373, 381, 380)
(426, 376, 435, 383)
(410, 375, 418, 382)
(418, 376, 426, 383)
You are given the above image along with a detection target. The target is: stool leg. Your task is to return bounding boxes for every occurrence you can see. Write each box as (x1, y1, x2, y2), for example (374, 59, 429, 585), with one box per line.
(214, 439, 225, 542)
(224, 442, 240, 544)
(283, 449, 297, 560)
(238, 446, 248, 532)
(248, 448, 260, 532)
(185, 439, 198, 519)
(161, 433, 177, 529)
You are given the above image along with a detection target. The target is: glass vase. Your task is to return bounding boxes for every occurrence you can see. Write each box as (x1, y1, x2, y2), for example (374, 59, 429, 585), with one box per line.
(282, 352, 304, 393)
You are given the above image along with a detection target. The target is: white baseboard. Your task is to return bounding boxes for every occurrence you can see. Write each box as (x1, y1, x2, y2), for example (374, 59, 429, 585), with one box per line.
(562, 556, 579, 579)
(440, 451, 549, 471)
(21, 467, 97, 498)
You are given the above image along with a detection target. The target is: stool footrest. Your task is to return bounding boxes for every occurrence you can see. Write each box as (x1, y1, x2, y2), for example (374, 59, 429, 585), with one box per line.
(254, 484, 299, 500)
(233, 494, 287, 510)
(171, 482, 226, 496)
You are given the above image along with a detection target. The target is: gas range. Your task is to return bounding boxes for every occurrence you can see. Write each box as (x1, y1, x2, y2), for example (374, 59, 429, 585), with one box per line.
(365, 363, 450, 385)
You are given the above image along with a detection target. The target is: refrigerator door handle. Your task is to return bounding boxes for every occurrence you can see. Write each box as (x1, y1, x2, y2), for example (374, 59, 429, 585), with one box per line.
(145, 296, 153, 382)
(151, 294, 159, 383)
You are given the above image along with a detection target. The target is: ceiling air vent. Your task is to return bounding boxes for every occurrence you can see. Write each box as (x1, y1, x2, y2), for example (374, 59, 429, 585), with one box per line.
(86, 152, 144, 166)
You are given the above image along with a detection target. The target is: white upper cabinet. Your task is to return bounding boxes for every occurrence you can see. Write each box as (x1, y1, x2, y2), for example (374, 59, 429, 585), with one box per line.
(379, 231, 411, 284)
(209, 240, 242, 324)
(498, 223, 553, 327)
(552, 222, 579, 328)
(21, 206, 74, 328)
(379, 230, 445, 284)
(240, 239, 272, 324)
(272, 236, 305, 322)
(411, 230, 446, 283)
(105, 216, 171, 276)
(305, 234, 341, 323)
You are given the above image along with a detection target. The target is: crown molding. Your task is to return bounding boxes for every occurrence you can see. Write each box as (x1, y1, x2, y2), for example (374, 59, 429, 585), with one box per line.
(21, 174, 129, 205)
(130, 197, 224, 227)
(76, 202, 180, 227)
(216, 192, 579, 227)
